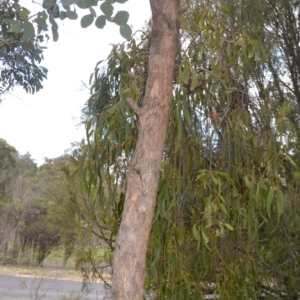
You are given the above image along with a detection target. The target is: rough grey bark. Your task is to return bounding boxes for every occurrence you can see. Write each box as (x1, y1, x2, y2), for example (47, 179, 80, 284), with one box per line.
(111, 1, 180, 299)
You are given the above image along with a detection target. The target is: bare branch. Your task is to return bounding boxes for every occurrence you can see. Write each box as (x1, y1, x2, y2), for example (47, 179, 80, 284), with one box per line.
(126, 98, 142, 116)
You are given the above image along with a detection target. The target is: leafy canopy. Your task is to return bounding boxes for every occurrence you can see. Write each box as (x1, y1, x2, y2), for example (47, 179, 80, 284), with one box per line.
(5, 0, 132, 41)
(0, 0, 47, 96)
(74, 0, 300, 298)
(0, 0, 131, 97)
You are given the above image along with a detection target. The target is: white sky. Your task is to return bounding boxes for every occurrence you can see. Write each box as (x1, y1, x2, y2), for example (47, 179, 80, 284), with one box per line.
(0, 0, 151, 165)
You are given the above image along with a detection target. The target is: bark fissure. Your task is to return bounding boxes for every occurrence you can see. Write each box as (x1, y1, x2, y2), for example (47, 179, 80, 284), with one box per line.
(111, 0, 180, 299)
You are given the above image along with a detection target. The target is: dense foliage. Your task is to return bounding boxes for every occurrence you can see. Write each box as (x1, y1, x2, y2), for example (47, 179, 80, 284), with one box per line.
(0, 0, 131, 99)
(0, 143, 74, 266)
(78, 0, 300, 298)
(0, 0, 48, 97)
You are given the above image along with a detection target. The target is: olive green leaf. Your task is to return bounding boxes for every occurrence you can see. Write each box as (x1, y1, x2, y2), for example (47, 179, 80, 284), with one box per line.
(43, 0, 56, 9)
(113, 11, 129, 26)
(81, 14, 94, 28)
(75, 0, 89, 9)
(8, 20, 22, 33)
(23, 22, 35, 39)
(61, 0, 76, 5)
(89, 6, 97, 18)
(95, 15, 106, 29)
(18, 7, 31, 20)
(100, 2, 114, 17)
(51, 26, 59, 41)
(120, 24, 132, 40)
(66, 10, 78, 20)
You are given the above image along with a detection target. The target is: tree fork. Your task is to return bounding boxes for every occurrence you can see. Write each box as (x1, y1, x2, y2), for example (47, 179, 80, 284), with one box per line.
(111, 0, 180, 299)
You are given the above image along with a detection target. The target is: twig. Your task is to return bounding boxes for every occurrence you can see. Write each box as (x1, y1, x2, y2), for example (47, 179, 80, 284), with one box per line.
(126, 98, 142, 116)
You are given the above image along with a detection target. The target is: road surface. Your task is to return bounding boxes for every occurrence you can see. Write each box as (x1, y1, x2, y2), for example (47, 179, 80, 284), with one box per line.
(0, 274, 109, 300)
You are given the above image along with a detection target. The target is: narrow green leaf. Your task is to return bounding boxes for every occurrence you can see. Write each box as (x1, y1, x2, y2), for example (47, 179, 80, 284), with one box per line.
(178, 66, 184, 87)
(220, 203, 227, 215)
(161, 198, 172, 223)
(120, 24, 132, 40)
(181, 65, 189, 84)
(192, 224, 200, 241)
(177, 230, 184, 246)
(124, 121, 129, 140)
(150, 265, 157, 281)
(204, 205, 212, 228)
(285, 154, 297, 167)
(52, 4, 59, 18)
(95, 15, 106, 29)
(175, 111, 182, 153)
(49, 15, 58, 29)
(266, 187, 275, 217)
(212, 176, 219, 185)
(190, 68, 198, 91)
(201, 229, 209, 244)
(277, 190, 284, 220)
(244, 176, 251, 188)
(81, 14, 94, 28)
(113, 11, 129, 26)
(89, 6, 97, 18)
(51, 26, 59, 41)
(182, 96, 191, 125)
(89, 73, 94, 85)
(23, 22, 35, 39)
(225, 223, 234, 231)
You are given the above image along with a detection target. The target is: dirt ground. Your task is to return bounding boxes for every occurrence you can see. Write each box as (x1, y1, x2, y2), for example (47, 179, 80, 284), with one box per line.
(0, 264, 84, 282)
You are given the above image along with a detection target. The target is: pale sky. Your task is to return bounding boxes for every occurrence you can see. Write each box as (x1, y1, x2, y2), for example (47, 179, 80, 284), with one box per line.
(0, 0, 151, 165)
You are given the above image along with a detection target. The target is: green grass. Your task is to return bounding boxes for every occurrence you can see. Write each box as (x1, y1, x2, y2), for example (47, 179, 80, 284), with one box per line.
(43, 246, 74, 268)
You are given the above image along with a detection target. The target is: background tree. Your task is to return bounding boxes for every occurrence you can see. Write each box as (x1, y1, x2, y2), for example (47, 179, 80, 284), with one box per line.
(0, 138, 18, 264)
(0, 146, 76, 267)
(17, 154, 80, 267)
(18, 197, 60, 266)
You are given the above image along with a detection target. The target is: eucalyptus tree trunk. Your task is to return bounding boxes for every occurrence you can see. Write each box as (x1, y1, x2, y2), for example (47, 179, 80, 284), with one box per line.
(111, 1, 180, 299)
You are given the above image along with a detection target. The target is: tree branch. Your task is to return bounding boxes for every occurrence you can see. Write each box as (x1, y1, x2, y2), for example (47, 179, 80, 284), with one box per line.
(126, 98, 142, 116)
